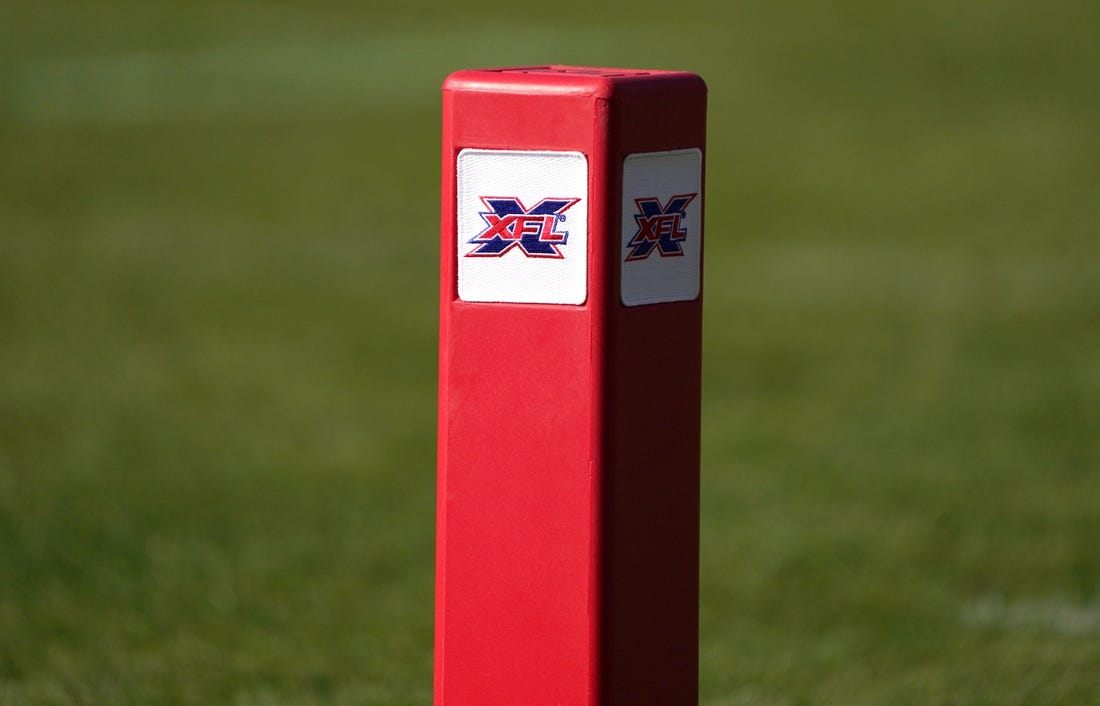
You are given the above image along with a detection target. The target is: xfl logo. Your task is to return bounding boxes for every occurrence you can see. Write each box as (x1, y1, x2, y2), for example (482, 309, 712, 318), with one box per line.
(466, 196, 581, 258)
(625, 193, 698, 261)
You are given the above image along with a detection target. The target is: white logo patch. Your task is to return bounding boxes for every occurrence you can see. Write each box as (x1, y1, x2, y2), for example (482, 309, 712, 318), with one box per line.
(457, 149, 588, 305)
(621, 149, 703, 306)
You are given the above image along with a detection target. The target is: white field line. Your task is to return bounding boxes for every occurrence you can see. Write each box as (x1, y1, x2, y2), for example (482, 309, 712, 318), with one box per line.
(962, 595, 1100, 636)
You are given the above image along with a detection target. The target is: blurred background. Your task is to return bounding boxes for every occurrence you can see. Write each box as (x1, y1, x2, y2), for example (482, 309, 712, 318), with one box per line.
(2, 0, 1098, 703)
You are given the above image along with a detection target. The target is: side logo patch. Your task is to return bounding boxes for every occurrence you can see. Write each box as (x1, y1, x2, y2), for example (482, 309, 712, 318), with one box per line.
(625, 193, 698, 261)
(467, 197, 581, 258)
(620, 149, 703, 307)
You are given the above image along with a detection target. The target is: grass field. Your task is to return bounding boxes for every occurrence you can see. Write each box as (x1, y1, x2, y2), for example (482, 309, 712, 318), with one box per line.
(2, 0, 1099, 703)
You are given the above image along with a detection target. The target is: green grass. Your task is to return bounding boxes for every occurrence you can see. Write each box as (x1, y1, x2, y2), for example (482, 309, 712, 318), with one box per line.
(2, 0, 1099, 703)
